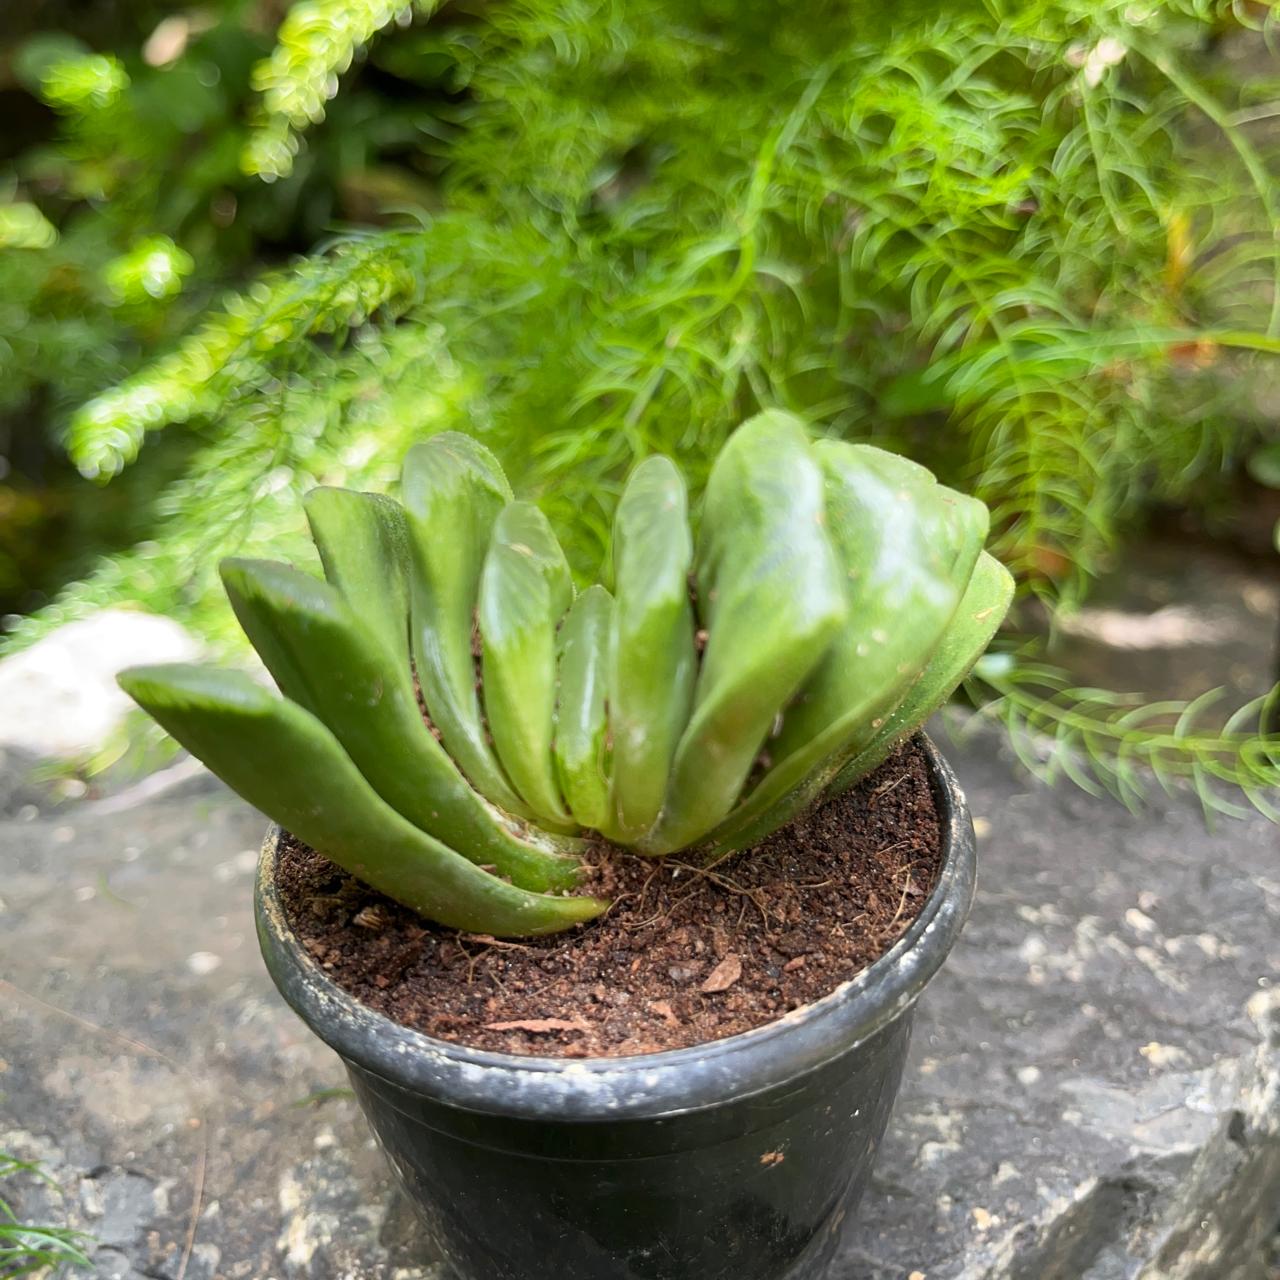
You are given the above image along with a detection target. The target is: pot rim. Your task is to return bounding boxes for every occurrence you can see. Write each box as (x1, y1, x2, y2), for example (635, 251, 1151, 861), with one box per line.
(255, 733, 975, 1122)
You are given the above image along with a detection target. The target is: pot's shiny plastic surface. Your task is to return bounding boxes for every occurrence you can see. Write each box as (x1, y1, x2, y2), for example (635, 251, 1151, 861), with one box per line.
(256, 735, 976, 1280)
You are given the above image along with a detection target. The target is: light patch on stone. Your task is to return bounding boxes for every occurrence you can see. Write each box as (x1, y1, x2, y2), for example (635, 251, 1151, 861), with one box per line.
(191, 1243, 222, 1273)
(1054, 603, 1229, 649)
(1017, 1066, 1042, 1086)
(1018, 935, 1048, 963)
(1016, 902, 1069, 927)
(213, 850, 259, 883)
(187, 951, 222, 976)
(1242, 582, 1278, 617)
(1196, 933, 1232, 959)
(1139, 1042, 1191, 1069)
(1132, 944, 1188, 994)
(920, 1140, 961, 1166)
(1125, 907, 1157, 934)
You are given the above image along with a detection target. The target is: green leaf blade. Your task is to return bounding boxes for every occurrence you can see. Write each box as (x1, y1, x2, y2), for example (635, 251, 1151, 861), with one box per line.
(703, 551, 1012, 859)
(832, 551, 1015, 789)
(402, 433, 526, 816)
(608, 456, 697, 841)
(642, 411, 847, 853)
(555, 585, 614, 830)
(118, 665, 604, 936)
(479, 502, 575, 827)
(304, 485, 412, 664)
(220, 558, 581, 891)
(703, 440, 975, 853)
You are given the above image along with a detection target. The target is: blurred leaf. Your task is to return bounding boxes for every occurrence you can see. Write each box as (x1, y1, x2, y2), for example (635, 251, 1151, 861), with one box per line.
(0, 203, 57, 250)
(1247, 442, 1280, 490)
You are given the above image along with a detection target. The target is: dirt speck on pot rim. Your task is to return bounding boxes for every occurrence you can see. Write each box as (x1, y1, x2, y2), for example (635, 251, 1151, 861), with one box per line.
(277, 738, 942, 1058)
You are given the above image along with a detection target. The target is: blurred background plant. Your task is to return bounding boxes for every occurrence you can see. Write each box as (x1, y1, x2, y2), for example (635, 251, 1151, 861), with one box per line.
(1, 0, 1277, 811)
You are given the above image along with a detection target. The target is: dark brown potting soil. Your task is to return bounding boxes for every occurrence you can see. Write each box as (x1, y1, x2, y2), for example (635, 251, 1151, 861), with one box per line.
(276, 739, 942, 1058)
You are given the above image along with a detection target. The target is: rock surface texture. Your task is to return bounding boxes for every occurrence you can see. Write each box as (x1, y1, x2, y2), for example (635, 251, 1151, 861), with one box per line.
(0, 724, 1276, 1279)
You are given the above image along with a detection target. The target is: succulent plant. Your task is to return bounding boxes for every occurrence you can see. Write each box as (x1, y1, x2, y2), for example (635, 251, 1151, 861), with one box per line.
(120, 412, 1012, 936)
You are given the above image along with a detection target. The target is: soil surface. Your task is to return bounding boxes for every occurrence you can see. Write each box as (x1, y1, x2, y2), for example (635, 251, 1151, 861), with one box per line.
(277, 739, 942, 1057)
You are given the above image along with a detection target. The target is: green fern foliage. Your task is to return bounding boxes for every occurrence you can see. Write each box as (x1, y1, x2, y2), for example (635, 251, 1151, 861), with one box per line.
(968, 653, 1280, 821)
(14, 0, 1280, 814)
(243, 0, 442, 178)
(69, 232, 432, 478)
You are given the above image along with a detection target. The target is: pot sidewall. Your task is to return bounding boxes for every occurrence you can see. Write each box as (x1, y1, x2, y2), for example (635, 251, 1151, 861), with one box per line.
(254, 734, 976, 1280)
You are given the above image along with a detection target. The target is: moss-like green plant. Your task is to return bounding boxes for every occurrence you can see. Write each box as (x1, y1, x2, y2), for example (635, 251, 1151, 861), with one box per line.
(120, 413, 1011, 936)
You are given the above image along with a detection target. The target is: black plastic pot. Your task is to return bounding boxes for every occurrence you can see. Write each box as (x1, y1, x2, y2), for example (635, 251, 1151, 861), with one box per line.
(255, 734, 975, 1280)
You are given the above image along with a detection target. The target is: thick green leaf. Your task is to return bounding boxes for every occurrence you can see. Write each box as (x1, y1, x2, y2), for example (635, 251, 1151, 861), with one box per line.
(1247, 441, 1280, 490)
(304, 486, 411, 664)
(830, 550, 1015, 790)
(402, 433, 526, 816)
(220, 558, 581, 891)
(117, 665, 606, 936)
(554, 585, 613, 830)
(608, 456, 697, 841)
(479, 502, 575, 827)
(703, 441, 970, 853)
(700, 552, 1012, 859)
(833, 444, 990, 585)
(640, 411, 847, 853)
(770, 443, 986, 766)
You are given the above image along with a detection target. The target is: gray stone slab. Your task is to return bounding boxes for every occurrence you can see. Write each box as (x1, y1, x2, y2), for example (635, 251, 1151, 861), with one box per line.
(0, 725, 1276, 1279)
(840, 731, 1279, 1280)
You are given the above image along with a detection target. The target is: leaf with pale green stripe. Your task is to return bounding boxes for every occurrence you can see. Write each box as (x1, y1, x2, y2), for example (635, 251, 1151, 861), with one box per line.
(769, 441, 984, 767)
(554, 585, 613, 830)
(220, 558, 581, 891)
(402, 433, 525, 816)
(608, 456, 697, 841)
(703, 440, 969, 854)
(640, 411, 847, 853)
(830, 550, 1014, 791)
(305, 486, 412, 664)
(701, 552, 1011, 859)
(832, 444, 990, 585)
(479, 502, 575, 827)
(117, 665, 605, 936)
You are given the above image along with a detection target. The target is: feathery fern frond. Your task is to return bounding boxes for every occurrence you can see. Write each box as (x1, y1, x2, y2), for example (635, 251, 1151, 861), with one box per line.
(243, 0, 443, 178)
(967, 653, 1280, 821)
(68, 231, 432, 479)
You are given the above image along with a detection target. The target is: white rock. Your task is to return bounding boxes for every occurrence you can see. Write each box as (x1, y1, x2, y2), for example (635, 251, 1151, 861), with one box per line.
(0, 610, 199, 758)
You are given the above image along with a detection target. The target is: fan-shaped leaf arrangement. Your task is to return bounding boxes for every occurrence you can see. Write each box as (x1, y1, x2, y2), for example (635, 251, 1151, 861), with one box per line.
(120, 412, 1012, 936)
